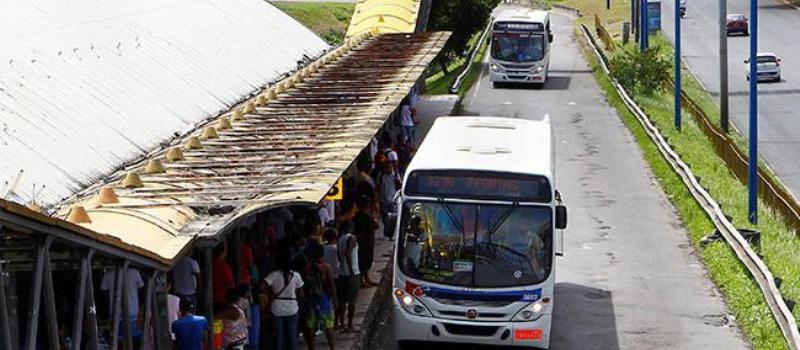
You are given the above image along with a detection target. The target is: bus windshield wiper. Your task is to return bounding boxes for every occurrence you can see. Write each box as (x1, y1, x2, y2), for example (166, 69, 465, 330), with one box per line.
(438, 199, 467, 239)
(484, 202, 518, 240)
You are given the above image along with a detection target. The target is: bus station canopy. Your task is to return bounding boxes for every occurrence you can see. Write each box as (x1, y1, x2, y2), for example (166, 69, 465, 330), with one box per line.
(47, 31, 450, 266)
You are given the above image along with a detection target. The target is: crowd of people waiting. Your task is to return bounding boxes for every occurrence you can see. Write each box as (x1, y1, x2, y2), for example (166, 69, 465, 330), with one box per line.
(165, 109, 419, 350)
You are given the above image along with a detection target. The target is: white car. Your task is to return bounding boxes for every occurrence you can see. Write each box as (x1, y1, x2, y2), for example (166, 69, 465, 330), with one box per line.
(746, 52, 782, 82)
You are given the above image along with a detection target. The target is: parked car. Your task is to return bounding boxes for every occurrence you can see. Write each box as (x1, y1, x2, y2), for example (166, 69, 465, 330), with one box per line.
(745, 52, 782, 83)
(726, 14, 749, 36)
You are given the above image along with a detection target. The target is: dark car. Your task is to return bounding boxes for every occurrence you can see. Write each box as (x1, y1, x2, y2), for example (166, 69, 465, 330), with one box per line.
(726, 14, 749, 36)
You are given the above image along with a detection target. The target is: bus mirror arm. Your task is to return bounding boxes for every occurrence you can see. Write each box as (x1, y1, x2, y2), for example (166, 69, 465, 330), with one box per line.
(555, 205, 567, 230)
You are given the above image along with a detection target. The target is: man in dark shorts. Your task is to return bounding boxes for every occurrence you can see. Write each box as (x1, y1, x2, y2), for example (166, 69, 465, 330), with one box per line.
(335, 221, 360, 332)
(353, 195, 379, 287)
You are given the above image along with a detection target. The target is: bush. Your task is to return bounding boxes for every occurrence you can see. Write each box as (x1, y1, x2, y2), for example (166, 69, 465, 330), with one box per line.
(609, 45, 671, 96)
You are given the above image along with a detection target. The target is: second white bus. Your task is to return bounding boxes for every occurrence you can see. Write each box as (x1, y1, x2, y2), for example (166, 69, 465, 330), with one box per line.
(489, 9, 553, 86)
(392, 116, 567, 349)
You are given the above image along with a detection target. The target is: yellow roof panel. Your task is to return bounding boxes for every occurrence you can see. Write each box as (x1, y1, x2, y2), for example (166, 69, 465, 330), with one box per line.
(346, 0, 421, 38)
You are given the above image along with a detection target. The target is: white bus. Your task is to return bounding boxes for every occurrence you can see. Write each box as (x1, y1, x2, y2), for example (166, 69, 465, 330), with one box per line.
(489, 9, 553, 86)
(392, 116, 567, 349)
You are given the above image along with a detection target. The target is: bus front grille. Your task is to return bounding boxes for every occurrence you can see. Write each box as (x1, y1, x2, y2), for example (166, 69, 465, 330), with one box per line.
(442, 323, 500, 337)
(438, 310, 508, 320)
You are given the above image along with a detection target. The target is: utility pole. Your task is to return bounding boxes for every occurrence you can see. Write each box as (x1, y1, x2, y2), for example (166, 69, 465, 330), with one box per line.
(633, 0, 639, 43)
(748, 0, 758, 224)
(675, 0, 682, 131)
(719, 0, 730, 132)
(640, 0, 649, 50)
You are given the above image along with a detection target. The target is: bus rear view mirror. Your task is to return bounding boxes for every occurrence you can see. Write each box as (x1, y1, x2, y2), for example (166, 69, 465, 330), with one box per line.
(549, 33, 554, 43)
(555, 205, 567, 229)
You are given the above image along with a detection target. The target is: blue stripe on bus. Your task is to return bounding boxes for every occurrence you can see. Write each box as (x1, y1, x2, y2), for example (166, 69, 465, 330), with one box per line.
(421, 286, 542, 302)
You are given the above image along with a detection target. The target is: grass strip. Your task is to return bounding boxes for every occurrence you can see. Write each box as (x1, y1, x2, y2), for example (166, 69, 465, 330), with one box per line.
(271, 2, 355, 45)
(576, 28, 796, 349)
(425, 28, 487, 95)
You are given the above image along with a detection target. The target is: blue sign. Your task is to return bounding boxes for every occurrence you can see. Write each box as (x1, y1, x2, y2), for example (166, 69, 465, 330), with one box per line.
(648, 0, 662, 32)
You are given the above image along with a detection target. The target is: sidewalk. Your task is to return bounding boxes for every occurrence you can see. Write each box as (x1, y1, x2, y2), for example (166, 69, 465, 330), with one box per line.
(300, 94, 458, 350)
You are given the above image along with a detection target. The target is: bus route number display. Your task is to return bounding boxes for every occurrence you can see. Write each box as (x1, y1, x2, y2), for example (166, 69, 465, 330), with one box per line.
(493, 22, 545, 32)
(405, 171, 551, 202)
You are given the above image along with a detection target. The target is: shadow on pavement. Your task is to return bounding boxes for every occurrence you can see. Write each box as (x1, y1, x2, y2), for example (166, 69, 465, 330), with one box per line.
(550, 282, 620, 350)
(492, 76, 572, 91)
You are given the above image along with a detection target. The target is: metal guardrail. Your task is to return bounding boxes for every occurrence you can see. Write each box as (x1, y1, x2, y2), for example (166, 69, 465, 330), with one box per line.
(580, 24, 800, 350)
(449, 20, 491, 94)
(674, 82, 800, 233)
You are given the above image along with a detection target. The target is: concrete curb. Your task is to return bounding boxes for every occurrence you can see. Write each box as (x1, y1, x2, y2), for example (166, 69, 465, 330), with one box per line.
(352, 262, 394, 350)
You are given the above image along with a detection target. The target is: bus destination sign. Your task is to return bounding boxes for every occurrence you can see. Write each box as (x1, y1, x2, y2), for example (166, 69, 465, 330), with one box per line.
(493, 22, 545, 32)
(405, 170, 552, 202)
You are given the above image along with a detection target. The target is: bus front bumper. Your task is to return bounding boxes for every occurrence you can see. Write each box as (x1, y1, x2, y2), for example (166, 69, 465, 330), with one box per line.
(393, 307, 551, 348)
(490, 70, 546, 84)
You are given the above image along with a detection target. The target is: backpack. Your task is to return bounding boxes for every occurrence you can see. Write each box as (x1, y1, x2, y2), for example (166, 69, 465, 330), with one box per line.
(304, 263, 325, 299)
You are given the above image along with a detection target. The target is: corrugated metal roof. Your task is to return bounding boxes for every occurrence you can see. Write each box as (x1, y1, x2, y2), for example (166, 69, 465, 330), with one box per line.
(346, 0, 421, 38)
(0, 0, 329, 208)
(53, 31, 450, 263)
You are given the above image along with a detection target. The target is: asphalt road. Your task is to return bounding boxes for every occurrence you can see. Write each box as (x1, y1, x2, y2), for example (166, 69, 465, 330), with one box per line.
(660, 0, 800, 199)
(371, 12, 748, 349)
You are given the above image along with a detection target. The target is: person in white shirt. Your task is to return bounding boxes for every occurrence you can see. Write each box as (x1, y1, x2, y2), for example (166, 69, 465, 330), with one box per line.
(101, 267, 145, 343)
(377, 161, 400, 238)
(265, 251, 304, 350)
(399, 97, 416, 145)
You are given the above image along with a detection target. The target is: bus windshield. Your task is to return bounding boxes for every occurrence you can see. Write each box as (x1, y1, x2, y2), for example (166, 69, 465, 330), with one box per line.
(491, 33, 545, 63)
(397, 201, 553, 288)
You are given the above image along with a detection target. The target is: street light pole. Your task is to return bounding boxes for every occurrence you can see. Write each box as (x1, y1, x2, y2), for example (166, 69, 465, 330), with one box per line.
(748, 0, 758, 224)
(640, 0, 649, 50)
(720, 0, 730, 133)
(633, 0, 640, 43)
(675, 0, 682, 131)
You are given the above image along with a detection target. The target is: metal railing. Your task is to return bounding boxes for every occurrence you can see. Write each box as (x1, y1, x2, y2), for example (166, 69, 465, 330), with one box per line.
(449, 20, 492, 94)
(580, 24, 800, 350)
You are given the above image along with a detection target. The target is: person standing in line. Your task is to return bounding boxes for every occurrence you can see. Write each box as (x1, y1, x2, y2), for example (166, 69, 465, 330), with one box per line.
(265, 250, 305, 350)
(238, 239, 256, 287)
(377, 161, 401, 239)
(393, 133, 413, 176)
(353, 195, 379, 287)
(166, 278, 181, 340)
(171, 299, 209, 350)
(171, 255, 201, 307)
(322, 227, 340, 282)
(335, 221, 360, 332)
(399, 97, 417, 146)
(212, 243, 235, 308)
(100, 267, 145, 346)
(303, 242, 338, 350)
(219, 288, 249, 350)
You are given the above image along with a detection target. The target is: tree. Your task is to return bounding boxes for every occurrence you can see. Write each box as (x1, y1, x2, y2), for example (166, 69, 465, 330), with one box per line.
(427, 0, 501, 73)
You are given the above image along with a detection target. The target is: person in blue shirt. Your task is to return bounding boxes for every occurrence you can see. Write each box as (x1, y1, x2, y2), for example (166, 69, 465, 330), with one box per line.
(171, 298, 209, 350)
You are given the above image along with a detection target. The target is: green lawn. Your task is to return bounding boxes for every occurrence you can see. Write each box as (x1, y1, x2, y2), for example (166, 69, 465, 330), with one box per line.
(271, 2, 355, 45)
(425, 28, 488, 95)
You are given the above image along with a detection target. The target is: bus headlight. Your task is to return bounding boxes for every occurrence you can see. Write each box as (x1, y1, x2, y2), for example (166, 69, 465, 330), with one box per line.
(512, 301, 545, 322)
(533, 66, 544, 74)
(394, 288, 432, 317)
(491, 64, 500, 72)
